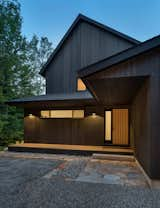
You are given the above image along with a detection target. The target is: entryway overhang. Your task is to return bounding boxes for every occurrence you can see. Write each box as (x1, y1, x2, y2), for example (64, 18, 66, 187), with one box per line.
(78, 35, 160, 105)
(82, 75, 148, 105)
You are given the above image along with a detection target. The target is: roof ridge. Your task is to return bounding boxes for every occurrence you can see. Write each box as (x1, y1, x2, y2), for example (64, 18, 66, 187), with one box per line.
(40, 13, 140, 76)
(78, 14, 140, 44)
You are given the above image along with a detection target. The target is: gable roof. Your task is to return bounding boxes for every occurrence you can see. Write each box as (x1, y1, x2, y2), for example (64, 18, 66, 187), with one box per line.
(40, 13, 140, 76)
(78, 34, 160, 78)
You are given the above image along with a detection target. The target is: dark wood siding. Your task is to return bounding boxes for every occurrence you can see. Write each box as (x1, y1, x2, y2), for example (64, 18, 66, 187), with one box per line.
(85, 48, 160, 179)
(24, 106, 130, 146)
(149, 76, 160, 179)
(87, 49, 160, 80)
(24, 107, 104, 146)
(130, 79, 151, 177)
(46, 21, 134, 94)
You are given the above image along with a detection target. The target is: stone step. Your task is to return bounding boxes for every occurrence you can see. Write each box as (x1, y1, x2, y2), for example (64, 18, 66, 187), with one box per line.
(92, 153, 135, 162)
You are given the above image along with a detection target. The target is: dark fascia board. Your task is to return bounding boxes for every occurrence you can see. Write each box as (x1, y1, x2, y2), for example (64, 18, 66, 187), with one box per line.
(40, 13, 140, 77)
(7, 98, 95, 107)
(6, 92, 94, 105)
(79, 34, 160, 78)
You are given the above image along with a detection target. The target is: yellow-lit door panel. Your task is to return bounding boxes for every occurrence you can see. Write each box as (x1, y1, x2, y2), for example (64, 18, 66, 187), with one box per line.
(112, 109, 128, 145)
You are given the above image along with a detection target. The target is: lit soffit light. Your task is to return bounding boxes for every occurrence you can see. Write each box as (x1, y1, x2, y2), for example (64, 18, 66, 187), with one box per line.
(28, 114, 34, 118)
(92, 112, 97, 118)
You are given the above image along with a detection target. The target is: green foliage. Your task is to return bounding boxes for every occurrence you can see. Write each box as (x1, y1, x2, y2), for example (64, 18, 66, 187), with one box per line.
(27, 35, 53, 95)
(0, 106, 23, 145)
(0, 146, 5, 151)
(0, 0, 53, 145)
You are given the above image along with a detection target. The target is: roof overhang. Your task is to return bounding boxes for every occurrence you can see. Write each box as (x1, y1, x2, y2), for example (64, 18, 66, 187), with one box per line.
(7, 92, 96, 109)
(7, 99, 96, 109)
(79, 35, 160, 78)
(78, 35, 160, 105)
(84, 76, 148, 105)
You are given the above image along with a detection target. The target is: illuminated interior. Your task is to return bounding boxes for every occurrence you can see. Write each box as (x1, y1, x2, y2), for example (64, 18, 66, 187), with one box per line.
(72, 110, 84, 118)
(28, 114, 35, 119)
(50, 110, 72, 118)
(77, 78, 86, 91)
(105, 111, 112, 141)
(41, 111, 50, 118)
(41, 110, 84, 118)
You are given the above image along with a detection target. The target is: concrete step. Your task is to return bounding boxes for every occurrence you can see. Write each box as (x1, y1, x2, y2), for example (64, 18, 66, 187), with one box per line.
(92, 153, 135, 162)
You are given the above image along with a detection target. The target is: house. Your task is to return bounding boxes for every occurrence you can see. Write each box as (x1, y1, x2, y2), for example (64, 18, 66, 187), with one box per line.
(8, 14, 160, 180)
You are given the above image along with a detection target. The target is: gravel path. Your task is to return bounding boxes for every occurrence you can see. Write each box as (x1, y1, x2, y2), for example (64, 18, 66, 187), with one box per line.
(0, 154, 159, 208)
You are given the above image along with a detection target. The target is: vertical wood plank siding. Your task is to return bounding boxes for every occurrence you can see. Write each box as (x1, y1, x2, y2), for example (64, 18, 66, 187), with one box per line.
(46, 21, 134, 94)
(86, 49, 160, 179)
(112, 109, 128, 145)
(130, 79, 151, 177)
(24, 107, 104, 146)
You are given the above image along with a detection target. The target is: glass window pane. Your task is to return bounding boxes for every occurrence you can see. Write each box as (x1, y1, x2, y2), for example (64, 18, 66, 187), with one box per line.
(41, 110, 50, 118)
(105, 111, 111, 141)
(50, 110, 72, 118)
(73, 110, 84, 118)
(77, 78, 86, 91)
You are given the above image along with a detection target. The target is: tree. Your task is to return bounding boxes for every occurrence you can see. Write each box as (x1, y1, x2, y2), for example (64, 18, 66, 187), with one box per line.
(0, 0, 25, 145)
(0, 0, 53, 145)
(27, 35, 53, 95)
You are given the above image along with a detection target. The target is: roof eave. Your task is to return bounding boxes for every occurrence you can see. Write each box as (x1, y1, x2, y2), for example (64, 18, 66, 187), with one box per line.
(6, 98, 96, 109)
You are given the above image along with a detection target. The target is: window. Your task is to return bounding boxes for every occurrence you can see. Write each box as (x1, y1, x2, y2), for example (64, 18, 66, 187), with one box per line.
(41, 110, 50, 118)
(105, 111, 112, 142)
(50, 110, 72, 118)
(73, 110, 84, 118)
(77, 78, 86, 91)
(41, 110, 84, 119)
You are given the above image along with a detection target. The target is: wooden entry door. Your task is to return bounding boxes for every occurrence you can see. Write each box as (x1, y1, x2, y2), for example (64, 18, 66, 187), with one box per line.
(112, 109, 129, 145)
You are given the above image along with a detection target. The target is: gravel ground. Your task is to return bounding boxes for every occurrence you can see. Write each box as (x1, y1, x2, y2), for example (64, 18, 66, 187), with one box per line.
(0, 155, 159, 208)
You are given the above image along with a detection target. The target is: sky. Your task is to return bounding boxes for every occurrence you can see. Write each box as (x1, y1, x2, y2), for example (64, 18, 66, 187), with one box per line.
(19, 0, 160, 48)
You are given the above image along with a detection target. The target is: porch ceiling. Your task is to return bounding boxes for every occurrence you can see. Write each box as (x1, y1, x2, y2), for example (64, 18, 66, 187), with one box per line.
(85, 76, 148, 105)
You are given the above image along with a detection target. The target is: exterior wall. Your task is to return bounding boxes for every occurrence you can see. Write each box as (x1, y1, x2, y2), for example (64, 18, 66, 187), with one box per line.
(24, 105, 130, 146)
(131, 76, 160, 179)
(86, 49, 160, 179)
(88, 49, 160, 80)
(46, 21, 134, 94)
(149, 76, 160, 179)
(24, 106, 105, 146)
(130, 79, 151, 177)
